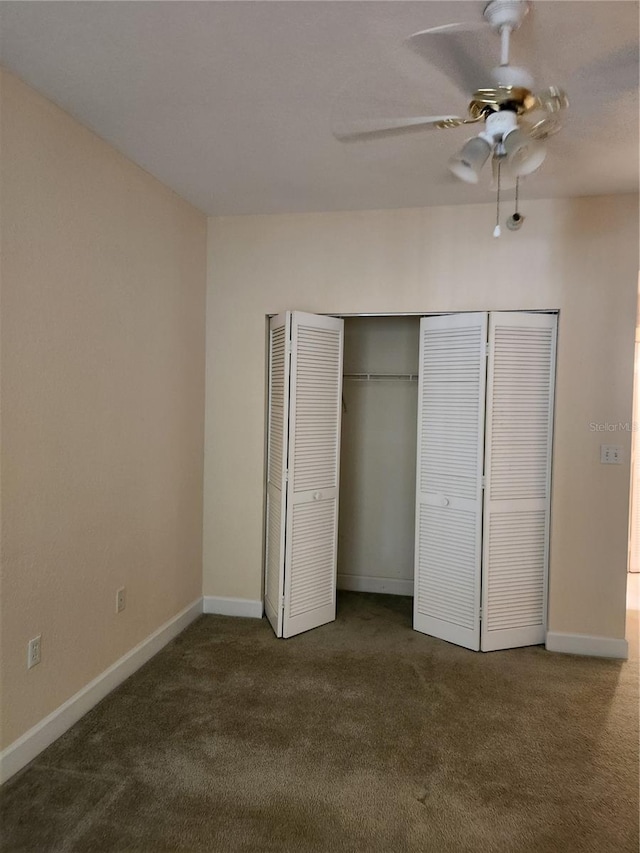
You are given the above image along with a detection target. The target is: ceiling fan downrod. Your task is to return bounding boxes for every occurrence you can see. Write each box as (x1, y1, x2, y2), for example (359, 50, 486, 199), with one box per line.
(484, 0, 529, 73)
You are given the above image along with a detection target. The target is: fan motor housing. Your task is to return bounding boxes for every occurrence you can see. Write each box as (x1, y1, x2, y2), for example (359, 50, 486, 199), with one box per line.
(469, 87, 537, 119)
(484, 0, 529, 32)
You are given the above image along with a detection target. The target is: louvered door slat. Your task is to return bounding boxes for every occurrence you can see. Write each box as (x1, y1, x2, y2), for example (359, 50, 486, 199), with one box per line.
(283, 312, 344, 638)
(289, 501, 336, 616)
(264, 314, 291, 636)
(413, 313, 488, 651)
(481, 313, 557, 651)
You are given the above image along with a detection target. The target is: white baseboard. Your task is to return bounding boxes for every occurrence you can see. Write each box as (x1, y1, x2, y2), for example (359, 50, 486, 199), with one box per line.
(546, 631, 629, 660)
(203, 596, 263, 619)
(337, 574, 413, 597)
(0, 597, 202, 785)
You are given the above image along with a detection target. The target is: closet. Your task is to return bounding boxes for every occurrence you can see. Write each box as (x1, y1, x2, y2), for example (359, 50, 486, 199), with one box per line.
(264, 310, 557, 652)
(338, 317, 420, 597)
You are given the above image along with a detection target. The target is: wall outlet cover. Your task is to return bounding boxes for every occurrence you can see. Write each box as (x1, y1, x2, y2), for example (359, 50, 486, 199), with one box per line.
(116, 587, 126, 613)
(600, 445, 623, 464)
(28, 635, 42, 669)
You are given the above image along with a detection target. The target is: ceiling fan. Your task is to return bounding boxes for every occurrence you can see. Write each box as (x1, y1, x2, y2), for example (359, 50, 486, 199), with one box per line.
(332, 0, 634, 191)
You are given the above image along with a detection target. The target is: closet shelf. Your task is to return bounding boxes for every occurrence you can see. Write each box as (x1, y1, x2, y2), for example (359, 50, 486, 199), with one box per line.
(343, 373, 418, 382)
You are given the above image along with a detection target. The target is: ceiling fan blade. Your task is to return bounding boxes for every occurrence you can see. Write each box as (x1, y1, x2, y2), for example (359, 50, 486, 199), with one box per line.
(521, 115, 563, 141)
(332, 115, 463, 142)
(405, 22, 495, 96)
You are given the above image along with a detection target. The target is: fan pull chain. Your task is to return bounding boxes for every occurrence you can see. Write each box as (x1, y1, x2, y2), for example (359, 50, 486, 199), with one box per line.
(493, 159, 502, 238)
(506, 178, 524, 231)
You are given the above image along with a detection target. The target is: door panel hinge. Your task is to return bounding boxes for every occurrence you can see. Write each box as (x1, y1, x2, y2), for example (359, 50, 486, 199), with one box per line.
(281, 595, 285, 612)
(482, 341, 488, 358)
(479, 607, 483, 622)
(481, 475, 486, 489)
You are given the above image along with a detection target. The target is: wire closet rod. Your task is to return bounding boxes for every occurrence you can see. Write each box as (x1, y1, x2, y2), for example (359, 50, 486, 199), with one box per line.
(343, 373, 418, 382)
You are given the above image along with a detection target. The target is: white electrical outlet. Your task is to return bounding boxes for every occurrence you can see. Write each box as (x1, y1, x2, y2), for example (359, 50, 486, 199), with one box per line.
(116, 586, 126, 613)
(27, 635, 42, 669)
(600, 445, 623, 464)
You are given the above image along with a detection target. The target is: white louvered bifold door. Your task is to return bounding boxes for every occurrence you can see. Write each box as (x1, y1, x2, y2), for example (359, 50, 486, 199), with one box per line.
(264, 313, 292, 638)
(282, 312, 344, 638)
(413, 313, 488, 651)
(481, 312, 557, 651)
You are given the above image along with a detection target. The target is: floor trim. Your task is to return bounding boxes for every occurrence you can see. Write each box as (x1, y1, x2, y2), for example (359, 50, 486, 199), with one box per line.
(203, 596, 264, 618)
(0, 597, 203, 785)
(546, 631, 629, 659)
(337, 574, 413, 597)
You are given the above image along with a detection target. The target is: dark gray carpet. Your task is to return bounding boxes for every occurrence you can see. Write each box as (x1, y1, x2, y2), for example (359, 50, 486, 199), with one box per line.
(2, 592, 638, 852)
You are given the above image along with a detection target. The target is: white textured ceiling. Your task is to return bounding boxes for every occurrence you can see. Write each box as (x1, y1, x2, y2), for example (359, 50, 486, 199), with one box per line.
(1, 1, 638, 215)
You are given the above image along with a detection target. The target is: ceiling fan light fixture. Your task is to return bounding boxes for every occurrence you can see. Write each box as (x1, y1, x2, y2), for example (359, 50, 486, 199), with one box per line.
(503, 127, 547, 175)
(448, 136, 492, 183)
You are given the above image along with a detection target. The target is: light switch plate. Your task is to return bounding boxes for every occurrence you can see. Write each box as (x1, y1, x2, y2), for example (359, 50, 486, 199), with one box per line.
(600, 445, 622, 464)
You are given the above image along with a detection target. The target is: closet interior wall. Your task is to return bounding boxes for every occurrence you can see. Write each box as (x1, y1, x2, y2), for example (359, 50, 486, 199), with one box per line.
(337, 316, 420, 596)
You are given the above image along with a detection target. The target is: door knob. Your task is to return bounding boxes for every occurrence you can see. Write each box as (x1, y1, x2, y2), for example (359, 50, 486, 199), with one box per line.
(313, 491, 322, 501)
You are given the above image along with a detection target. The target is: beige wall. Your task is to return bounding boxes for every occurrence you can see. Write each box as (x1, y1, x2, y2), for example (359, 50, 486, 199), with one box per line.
(1, 69, 635, 757)
(204, 194, 639, 641)
(0, 72, 207, 748)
